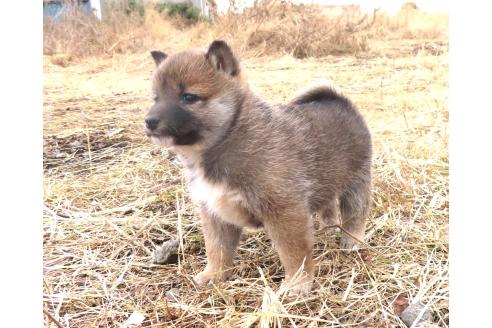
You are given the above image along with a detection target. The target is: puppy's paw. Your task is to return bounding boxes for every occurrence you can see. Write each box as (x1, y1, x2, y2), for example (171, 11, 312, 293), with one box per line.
(280, 279, 313, 298)
(193, 269, 230, 287)
(193, 270, 216, 287)
(340, 235, 361, 251)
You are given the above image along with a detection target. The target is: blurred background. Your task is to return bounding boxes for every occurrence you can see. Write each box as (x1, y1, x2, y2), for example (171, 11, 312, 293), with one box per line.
(43, 0, 448, 65)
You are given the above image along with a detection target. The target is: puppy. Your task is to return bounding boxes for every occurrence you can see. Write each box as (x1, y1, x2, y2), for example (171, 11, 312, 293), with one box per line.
(145, 41, 372, 295)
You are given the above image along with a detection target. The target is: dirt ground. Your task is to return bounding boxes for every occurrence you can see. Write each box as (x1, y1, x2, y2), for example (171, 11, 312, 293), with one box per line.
(43, 38, 448, 327)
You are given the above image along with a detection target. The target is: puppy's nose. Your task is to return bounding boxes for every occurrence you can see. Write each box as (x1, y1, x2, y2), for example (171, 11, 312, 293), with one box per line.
(145, 116, 160, 130)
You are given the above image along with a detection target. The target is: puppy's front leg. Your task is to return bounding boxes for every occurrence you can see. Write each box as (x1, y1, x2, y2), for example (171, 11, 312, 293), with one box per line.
(194, 206, 242, 286)
(264, 210, 314, 296)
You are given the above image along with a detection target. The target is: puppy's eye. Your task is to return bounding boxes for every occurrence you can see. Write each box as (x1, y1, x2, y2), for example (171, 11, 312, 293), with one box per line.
(181, 93, 199, 104)
(153, 96, 159, 102)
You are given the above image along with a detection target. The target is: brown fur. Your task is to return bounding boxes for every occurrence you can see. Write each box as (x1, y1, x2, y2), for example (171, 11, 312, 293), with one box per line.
(145, 41, 372, 295)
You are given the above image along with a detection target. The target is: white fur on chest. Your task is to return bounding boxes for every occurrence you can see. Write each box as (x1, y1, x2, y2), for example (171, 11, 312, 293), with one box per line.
(186, 168, 249, 225)
(190, 173, 240, 207)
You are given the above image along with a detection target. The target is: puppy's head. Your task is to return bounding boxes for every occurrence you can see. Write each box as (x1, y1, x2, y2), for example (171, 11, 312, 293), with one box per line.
(144, 40, 246, 150)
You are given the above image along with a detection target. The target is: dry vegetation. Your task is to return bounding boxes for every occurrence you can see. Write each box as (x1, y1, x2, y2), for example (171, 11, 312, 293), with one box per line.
(43, 1, 448, 327)
(43, 0, 448, 62)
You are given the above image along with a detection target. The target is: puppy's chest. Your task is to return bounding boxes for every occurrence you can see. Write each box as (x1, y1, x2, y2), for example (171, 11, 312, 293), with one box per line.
(186, 168, 257, 227)
(189, 173, 240, 208)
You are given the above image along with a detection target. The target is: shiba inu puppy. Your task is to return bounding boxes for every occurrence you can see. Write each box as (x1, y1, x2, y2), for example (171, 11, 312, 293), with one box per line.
(145, 40, 372, 295)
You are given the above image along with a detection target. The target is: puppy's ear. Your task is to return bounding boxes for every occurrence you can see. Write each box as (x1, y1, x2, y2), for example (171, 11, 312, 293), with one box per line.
(150, 50, 167, 66)
(206, 40, 240, 77)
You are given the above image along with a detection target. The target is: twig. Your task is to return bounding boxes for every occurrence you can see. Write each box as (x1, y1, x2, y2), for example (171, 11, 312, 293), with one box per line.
(43, 309, 64, 328)
(85, 128, 93, 174)
(106, 39, 122, 53)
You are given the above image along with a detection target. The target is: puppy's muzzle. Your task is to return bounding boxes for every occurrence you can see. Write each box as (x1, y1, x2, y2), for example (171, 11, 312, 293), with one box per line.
(145, 116, 160, 131)
(144, 104, 202, 145)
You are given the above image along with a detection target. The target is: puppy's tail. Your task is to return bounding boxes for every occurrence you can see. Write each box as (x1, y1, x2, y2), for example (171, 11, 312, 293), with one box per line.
(289, 80, 348, 106)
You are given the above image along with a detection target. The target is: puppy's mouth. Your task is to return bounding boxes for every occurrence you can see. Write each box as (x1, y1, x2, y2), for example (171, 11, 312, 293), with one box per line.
(145, 127, 167, 138)
(144, 126, 201, 147)
(150, 135, 174, 147)
(144, 127, 174, 146)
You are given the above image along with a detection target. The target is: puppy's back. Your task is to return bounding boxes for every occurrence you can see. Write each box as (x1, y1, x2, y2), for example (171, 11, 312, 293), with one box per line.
(287, 84, 372, 210)
(289, 84, 371, 162)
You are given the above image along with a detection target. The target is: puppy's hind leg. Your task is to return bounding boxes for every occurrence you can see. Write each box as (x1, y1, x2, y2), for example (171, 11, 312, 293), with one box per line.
(264, 208, 315, 296)
(319, 196, 340, 227)
(339, 176, 371, 251)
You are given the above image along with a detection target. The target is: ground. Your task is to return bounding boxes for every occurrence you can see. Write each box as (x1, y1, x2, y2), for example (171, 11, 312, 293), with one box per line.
(43, 38, 448, 327)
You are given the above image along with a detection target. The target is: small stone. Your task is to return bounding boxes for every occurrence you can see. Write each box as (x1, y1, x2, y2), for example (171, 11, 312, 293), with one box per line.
(165, 288, 180, 301)
(400, 302, 433, 327)
(154, 240, 179, 264)
(122, 311, 145, 328)
(69, 140, 82, 148)
(54, 151, 68, 158)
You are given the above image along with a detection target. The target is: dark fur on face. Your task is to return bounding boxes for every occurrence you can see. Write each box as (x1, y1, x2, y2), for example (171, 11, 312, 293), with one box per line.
(144, 41, 372, 296)
(146, 102, 202, 145)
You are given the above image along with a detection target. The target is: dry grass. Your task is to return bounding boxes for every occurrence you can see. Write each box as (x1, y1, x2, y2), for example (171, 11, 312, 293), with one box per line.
(43, 8, 143, 61)
(203, 1, 371, 58)
(43, 1, 447, 63)
(43, 3, 448, 327)
(368, 7, 448, 40)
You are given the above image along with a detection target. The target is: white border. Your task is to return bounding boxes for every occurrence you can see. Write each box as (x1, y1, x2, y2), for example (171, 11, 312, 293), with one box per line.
(0, 2, 43, 327)
(449, 1, 492, 326)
